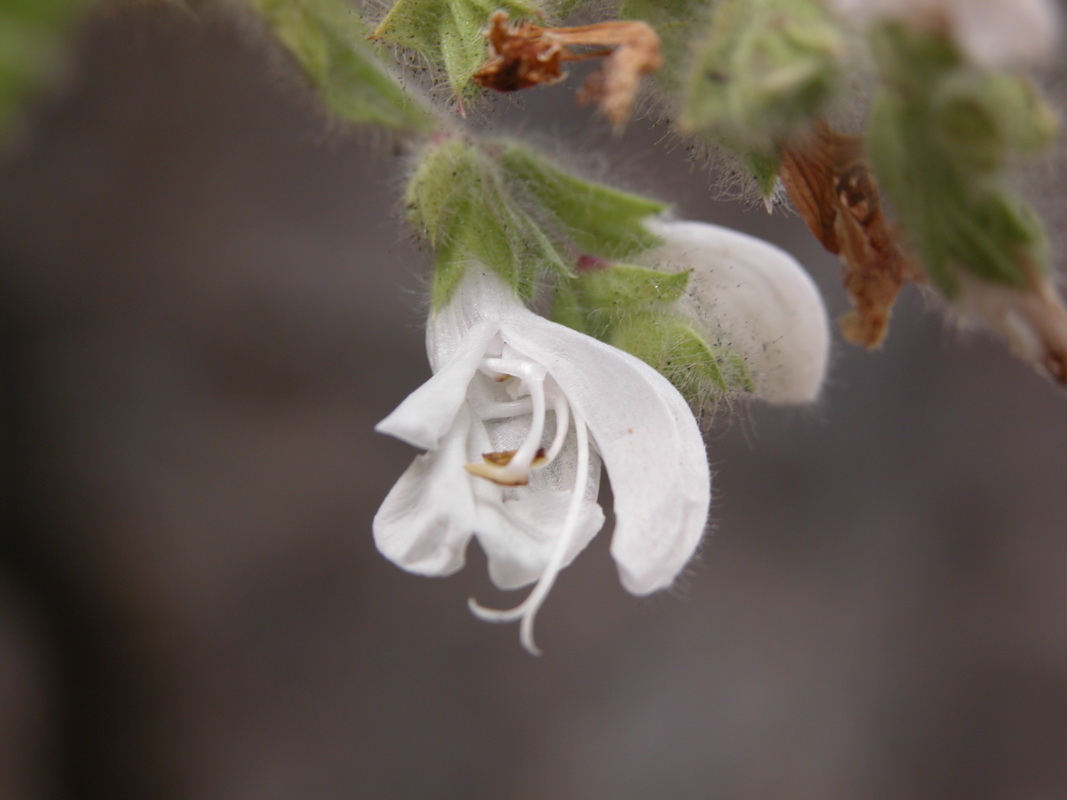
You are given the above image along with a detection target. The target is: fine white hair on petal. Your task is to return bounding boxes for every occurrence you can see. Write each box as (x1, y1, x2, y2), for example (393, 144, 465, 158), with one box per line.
(830, 0, 1062, 69)
(639, 218, 831, 405)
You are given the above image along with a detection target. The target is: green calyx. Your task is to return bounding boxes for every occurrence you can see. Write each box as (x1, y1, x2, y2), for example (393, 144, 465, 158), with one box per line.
(498, 143, 666, 259)
(553, 262, 752, 402)
(407, 137, 566, 303)
(246, 0, 433, 131)
(371, 0, 543, 99)
(681, 0, 843, 158)
(866, 22, 1057, 295)
(406, 136, 668, 306)
(553, 262, 690, 337)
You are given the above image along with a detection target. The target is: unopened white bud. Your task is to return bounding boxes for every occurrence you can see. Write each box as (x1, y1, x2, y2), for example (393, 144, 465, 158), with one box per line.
(639, 218, 832, 404)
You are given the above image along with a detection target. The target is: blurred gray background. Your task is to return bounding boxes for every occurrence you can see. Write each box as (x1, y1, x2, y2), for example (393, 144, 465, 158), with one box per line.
(3, 4, 1067, 798)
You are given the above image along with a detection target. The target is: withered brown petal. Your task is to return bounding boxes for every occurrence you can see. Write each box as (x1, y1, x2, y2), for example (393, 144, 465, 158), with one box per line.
(472, 11, 661, 126)
(780, 121, 919, 349)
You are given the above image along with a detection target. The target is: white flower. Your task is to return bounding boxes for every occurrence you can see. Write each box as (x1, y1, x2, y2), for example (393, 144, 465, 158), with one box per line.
(638, 218, 832, 405)
(831, 0, 1062, 69)
(374, 267, 711, 653)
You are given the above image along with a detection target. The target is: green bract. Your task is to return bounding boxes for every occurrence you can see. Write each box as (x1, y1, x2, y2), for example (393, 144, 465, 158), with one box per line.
(681, 0, 842, 158)
(866, 23, 1056, 296)
(611, 312, 750, 399)
(247, 0, 433, 131)
(552, 263, 689, 338)
(372, 0, 542, 99)
(408, 137, 567, 303)
(499, 143, 666, 259)
(406, 137, 668, 306)
(552, 262, 750, 401)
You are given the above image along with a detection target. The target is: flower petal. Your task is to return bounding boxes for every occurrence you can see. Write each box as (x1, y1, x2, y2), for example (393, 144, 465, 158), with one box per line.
(372, 404, 490, 575)
(477, 490, 606, 589)
(641, 218, 831, 405)
(426, 267, 525, 370)
(499, 311, 711, 596)
(375, 320, 499, 450)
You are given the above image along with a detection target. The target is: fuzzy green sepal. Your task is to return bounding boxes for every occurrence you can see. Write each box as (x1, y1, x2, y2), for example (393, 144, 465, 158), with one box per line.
(611, 312, 755, 402)
(408, 137, 567, 304)
(499, 143, 668, 259)
(552, 262, 689, 337)
(408, 136, 670, 307)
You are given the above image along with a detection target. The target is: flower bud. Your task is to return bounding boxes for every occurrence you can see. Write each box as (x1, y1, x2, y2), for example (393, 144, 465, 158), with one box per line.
(638, 218, 831, 404)
(682, 0, 843, 157)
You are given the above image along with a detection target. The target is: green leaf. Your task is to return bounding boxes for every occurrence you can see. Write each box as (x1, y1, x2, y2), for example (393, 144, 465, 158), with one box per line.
(372, 0, 541, 98)
(247, 0, 433, 131)
(744, 150, 781, 199)
(500, 142, 667, 258)
(550, 262, 752, 400)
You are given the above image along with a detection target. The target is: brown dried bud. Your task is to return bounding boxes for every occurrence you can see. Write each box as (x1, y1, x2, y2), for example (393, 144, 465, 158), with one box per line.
(780, 120, 920, 348)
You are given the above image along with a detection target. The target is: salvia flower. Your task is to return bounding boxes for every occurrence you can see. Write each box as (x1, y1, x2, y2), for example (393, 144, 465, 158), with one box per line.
(374, 267, 711, 653)
(639, 218, 832, 405)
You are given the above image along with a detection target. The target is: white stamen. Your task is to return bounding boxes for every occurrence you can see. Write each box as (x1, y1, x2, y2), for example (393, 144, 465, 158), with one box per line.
(468, 407, 590, 655)
(543, 381, 570, 465)
(479, 357, 544, 381)
(468, 357, 550, 485)
(467, 396, 534, 420)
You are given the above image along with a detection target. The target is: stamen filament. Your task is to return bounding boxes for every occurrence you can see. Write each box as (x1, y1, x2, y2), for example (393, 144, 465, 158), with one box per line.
(467, 397, 534, 420)
(468, 407, 591, 655)
(480, 357, 543, 382)
(466, 357, 548, 485)
(544, 382, 570, 464)
(507, 374, 546, 474)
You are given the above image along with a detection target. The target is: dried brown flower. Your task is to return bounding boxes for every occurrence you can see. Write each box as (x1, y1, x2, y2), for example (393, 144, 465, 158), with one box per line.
(472, 11, 662, 126)
(780, 120, 919, 349)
